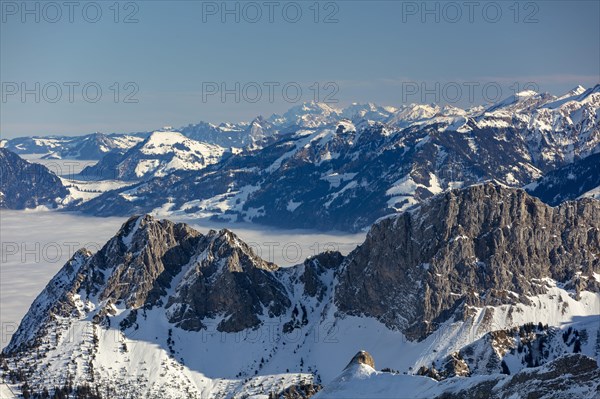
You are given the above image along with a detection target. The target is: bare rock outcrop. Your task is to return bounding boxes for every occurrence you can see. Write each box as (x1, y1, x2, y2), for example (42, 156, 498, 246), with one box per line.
(166, 228, 291, 332)
(335, 183, 600, 340)
(345, 350, 375, 369)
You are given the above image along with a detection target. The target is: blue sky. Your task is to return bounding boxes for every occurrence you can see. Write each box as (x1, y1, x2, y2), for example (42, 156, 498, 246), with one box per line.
(1, 0, 599, 137)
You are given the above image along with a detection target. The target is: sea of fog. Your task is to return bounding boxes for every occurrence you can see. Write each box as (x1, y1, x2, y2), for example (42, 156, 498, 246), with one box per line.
(0, 210, 365, 349)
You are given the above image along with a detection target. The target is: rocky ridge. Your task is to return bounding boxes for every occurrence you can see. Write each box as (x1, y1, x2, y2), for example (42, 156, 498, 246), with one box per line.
(0, 148, 69, 209)
(3, 184, 599, 398)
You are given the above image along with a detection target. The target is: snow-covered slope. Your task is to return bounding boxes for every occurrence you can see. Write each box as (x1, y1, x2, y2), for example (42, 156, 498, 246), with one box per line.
(314, 352, 600, 399)
(3, 133, 143, 160)
(314, 362, 439, 399)
(526, 151, 600, 205)
(340, 102, 397, 123)
(179, 116, 278, 150)
(274, 102, 342, 128)
(4, 185, 600, 398)
(81, 131, 226, 181)
(478, 85, 600, 164)
(73, 85, 600, 232)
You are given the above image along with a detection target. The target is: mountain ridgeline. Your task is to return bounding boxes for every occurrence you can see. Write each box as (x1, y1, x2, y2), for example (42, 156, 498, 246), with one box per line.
(1, 132, 144, 160)
(336, 183, 600, 339)
(0, 148, 69, 209)
(3, 184, 600, 398)
(1, 86, 599, 230)
(72, 85, 600, 232)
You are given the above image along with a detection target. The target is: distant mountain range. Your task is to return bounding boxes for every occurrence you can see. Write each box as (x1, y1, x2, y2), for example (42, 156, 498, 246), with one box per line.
(1, 132, 144, 160)
(4, 84, 597, 159)
(1, 85, 599, 232)
(75, 85, 600, 231)
(3, 184, 599, 398)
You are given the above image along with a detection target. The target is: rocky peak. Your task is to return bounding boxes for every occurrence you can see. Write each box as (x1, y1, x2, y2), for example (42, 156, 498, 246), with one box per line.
(152, 226, 290, 333)
(96, 215, 202, 308)
(201, 228, 279, 274)
(345, 351, 375, 370)
(165, 229, 290, 332)
(7, 215, 293, 352)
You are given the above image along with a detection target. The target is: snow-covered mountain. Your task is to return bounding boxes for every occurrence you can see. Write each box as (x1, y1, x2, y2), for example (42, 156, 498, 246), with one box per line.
(178, 116, 280, 150)
(526, 151, 600, 205)
(340, 102, 398, 123)
(73, 85, 600, 232)
(0, 148, 69, 209)
(4, 184, 599, 398)
(477, 85, 600, 165)
(4, 85, 599, 231)
(6, 84, 598, 163)
(1, 132, 144, 160)
(315, 351, 599, 399)
(80, 131, 227, 181)
(179, 102, 367, 149)
(274, 102, 342, 128)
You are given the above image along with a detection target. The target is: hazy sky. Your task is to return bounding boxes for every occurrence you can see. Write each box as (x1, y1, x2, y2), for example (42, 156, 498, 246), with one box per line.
(1, 0, 599, 137)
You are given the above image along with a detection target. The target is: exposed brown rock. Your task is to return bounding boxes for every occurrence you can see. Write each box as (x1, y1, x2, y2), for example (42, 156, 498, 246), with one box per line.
(345, 350, 375, 369)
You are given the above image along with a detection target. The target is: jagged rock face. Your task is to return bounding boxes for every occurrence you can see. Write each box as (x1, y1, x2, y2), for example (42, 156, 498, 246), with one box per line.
(90, 215, 203, 308)
(271, 382, 322, 399)
(300, 251, 344, 301)
(5, 215, 293, 353)
(324, 351, 600, 399)
(4, 186, 600, 398)
(166, 229, 291, 332)
(0, 148, 69, 209)
(419, 322, 590, 381)
(335, 183, 600, 340)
